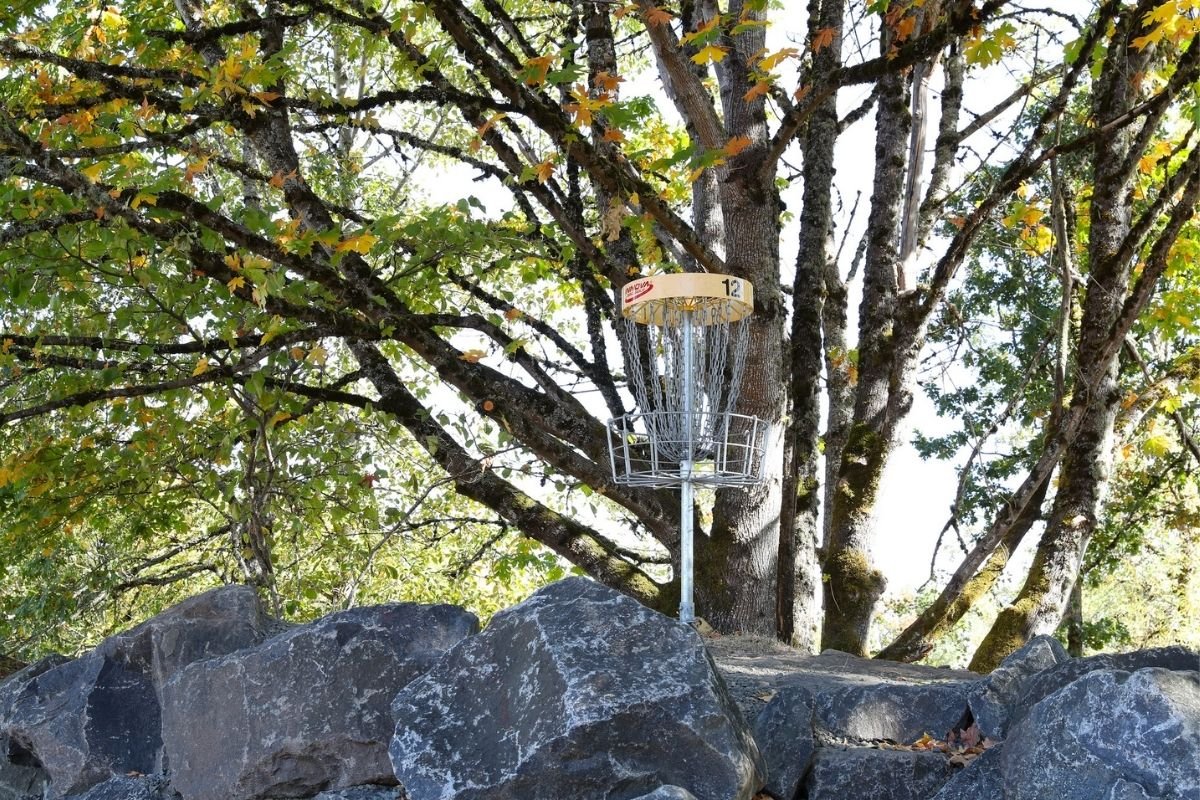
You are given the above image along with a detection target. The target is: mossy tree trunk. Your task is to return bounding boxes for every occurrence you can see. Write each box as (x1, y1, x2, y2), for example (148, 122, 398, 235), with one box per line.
(972, 4, 1200, 671)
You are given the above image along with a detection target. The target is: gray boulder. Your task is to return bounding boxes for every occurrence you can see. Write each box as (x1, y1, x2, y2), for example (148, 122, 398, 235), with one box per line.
(1008, 646, 1199, 731)
(162, 603, 477, 800)
(1000, 668, 1200, 800)
(307, 787, 407, 800)
(929, 746, 1005, 800)
(390, 577, 765, 800)
(967, 634, 1068, 739)
(756, 651, 976, 744)
(61, 775, 177, 800)
(751, 689, 815, 800)
(0, 588, 267, 797)
(629, 788, 698, 800)
(0, 733, 47, 800)
(802, 746, 954, 800)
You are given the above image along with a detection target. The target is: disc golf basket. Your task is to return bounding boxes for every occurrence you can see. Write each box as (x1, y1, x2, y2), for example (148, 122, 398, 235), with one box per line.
(608, 273, 769, 624)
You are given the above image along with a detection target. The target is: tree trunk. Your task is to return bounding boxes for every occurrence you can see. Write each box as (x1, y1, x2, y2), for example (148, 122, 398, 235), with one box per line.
(971, 7, 1156, 671)
(820, 30, 911, 655)
(1066, 575, 1084, 657)
(690, 0, 788, 634)
(779, 0, 845, 651)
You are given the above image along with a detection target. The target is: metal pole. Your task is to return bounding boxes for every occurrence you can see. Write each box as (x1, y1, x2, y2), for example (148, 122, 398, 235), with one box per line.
(679, 309, 695, 625)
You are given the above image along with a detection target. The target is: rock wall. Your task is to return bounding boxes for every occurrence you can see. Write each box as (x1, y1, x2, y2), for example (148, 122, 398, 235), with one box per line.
(0, 580, 1196, 800)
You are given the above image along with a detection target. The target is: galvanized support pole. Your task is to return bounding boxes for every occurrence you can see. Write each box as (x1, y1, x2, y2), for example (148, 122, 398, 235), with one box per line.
(679, 309, 695, 625)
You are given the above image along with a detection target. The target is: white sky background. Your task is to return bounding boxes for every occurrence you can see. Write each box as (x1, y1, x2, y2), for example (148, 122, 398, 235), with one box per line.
(404, 2, 1091, 599)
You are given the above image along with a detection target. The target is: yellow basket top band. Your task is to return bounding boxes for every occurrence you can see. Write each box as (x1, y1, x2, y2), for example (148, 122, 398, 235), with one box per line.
(620, 273, 754, 326)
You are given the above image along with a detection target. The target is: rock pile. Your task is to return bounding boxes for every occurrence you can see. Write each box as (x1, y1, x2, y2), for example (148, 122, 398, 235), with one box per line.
(0, 579, 1196, 800)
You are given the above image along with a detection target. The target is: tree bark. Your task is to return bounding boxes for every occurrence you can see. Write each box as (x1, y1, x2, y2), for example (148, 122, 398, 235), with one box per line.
(971, 6, 1153, 671)
(820, 25, 911, 655)
(779, 0, 845, 651)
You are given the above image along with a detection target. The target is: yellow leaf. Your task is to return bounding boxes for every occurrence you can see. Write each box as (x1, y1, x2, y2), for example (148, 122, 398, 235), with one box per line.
(268, 411, 292, 428)
(335, 232, 379, 254)
(80, 162, 105, 182)
(691, 44, 729, 65)
(252, 90, 281, 105)
(534, 159, 555, 183)
(758, 47, 800, 72)
(192, 357, 210, 376)
(227, 275, 246, 291)
(306, 345, 328, 365)
(130, 193, 157, 209)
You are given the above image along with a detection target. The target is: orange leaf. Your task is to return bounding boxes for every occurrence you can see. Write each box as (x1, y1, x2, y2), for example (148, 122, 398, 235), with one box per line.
(793, 84, 812, 102)
(743, 81, 771, 102)
(252, 90, 281, 105)
(602, 128, 625, 143)
(894, 15, 917, 42)
(594, 70, 623, 93)
(722, 135, 752, 157)
(523, 54, 555, 86)
(645, 6, 674, 26)
(534, 159, 555, 183)
(460, 348, 486, 363)
(812, 26, 836, 52)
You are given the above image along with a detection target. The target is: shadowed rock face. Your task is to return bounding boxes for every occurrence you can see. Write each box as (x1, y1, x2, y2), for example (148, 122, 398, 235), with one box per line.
(389, 577, 765, 800)
(161, 603, 477, 800)
(804, 746, 954, 800)
(0, 587, 268, 798)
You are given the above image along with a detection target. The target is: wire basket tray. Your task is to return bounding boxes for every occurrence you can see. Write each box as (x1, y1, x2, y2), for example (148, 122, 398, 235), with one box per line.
(607, 411, 769, 488)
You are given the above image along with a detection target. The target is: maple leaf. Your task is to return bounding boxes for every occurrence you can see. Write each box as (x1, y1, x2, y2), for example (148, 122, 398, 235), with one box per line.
(594, 70, 623, 93)
(306, 345, 328, 365)
(227, 275, 246, 292)
(743, 81, 771, 102)
(691, 44, 729, 65)
(644, 6, 674, 26)
(959, 722, 982, 750)
(722, 135, 753, 157)
(459, 348, 487, 363)
(335, 231, 379, 254)
(534, 159, 555, 183)
(812, 26, 836, 52)
(522, 54, 555, 85)
(681, 15, 720, 45)
(80, 162, 105, 182)
(191, 357, 210, 377)
(894, 14, 916, 42)
(601, 128, 625, 143)
(758, 47, 800, 72)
